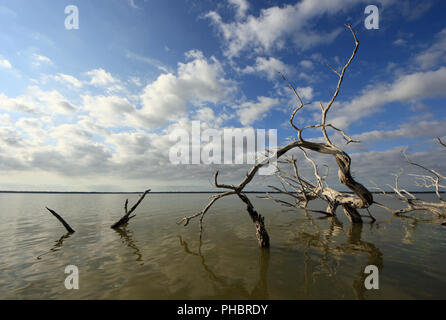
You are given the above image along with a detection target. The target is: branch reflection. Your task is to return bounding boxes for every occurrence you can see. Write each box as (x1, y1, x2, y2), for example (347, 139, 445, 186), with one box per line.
(37, 232, 72, 260)
(178, 236, 270, 299)
(298, 210, 383, 299)
(115, 227, 144, 265)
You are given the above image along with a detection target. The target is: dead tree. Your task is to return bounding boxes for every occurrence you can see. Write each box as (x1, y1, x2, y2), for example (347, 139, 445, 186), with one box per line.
(263, 148, 376, 223)
(373, 138, 446, 218)
(111, 189, 151, 229)
(46, 207, 75, 233)
(178, 25, 374, 248)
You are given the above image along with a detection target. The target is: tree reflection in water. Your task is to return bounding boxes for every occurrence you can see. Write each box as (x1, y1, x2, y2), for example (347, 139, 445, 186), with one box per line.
(178, 236, 270, 299)
(297, 210, 383, 299)
(398, 214, 444, 244)
(37, 232, 73, 260)
(179, 208, 385, 299)
(115, 227, 144, 265)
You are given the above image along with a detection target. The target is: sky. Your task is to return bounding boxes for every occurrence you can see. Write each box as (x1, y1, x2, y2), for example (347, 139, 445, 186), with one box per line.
(0, 0, 445, 192)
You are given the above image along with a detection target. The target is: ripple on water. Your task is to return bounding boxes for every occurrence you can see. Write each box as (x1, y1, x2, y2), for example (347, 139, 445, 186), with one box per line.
(1, 193, 445, 299)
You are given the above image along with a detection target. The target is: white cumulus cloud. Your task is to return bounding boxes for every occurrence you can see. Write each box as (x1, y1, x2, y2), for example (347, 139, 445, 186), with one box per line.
(206, 0, 388, 57)
(242, 56, 293, 80)
(233, 96, 279, 125)
(329, 67, 446, 128)
(137, 50, 236, 128)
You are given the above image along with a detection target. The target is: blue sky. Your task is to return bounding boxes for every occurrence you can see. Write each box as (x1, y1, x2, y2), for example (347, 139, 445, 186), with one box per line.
(0, 0, 445, 191)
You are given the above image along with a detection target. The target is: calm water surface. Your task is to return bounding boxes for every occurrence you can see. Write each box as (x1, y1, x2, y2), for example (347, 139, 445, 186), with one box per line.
(0, 193, 445, 299)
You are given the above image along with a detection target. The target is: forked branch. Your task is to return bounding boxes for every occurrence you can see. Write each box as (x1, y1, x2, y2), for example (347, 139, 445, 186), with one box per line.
(111, 189, 151, 229)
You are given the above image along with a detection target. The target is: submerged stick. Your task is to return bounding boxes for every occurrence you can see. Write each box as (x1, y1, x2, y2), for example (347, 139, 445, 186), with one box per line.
(111, 189, 151, 229)
(46, 207, 75, 233)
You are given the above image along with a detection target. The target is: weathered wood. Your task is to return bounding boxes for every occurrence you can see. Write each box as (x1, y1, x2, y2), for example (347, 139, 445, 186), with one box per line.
(179, 25, 374, 248)
(46, 207, 75, 233)
(238, 193, 270, 248)
(266, 25, 374, 222)
(111, 189, 151, 229)
(375, 140, 446, 219)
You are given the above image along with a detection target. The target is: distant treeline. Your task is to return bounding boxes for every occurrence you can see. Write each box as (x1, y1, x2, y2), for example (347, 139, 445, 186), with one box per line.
(0, 191, 444, 194)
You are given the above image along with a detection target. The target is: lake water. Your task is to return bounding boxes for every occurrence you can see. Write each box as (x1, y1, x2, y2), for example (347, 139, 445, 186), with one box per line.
(0, 192, 445, 299)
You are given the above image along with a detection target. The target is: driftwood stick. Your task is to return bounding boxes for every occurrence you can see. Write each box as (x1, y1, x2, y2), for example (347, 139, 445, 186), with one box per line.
(45, 207, 75, 233)
(111, 189, 151, 229)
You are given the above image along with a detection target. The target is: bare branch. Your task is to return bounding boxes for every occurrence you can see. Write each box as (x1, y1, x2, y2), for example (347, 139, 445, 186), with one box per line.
(177, 190, 236, 227)
(278, 71, 306, 137)
(320, 24, 359, 146)
(327, 63, 341, 77)
(381, 146, 446, 218)
(46, 207, 75, 233)
(111, 189, 151, 229)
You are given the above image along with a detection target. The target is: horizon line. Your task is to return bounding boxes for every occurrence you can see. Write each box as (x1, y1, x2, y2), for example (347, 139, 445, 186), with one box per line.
(0, 190, 443, 194)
